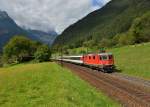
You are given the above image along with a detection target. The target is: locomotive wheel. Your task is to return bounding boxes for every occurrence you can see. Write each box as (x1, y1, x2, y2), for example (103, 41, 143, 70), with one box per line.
(102, 69, 107, 73)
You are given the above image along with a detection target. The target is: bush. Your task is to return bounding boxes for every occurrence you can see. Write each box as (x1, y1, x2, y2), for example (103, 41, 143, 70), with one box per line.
(117, 33, 135, 46)
(34, 45, 51, 62)
(99, 38, 112, 48)
(2, 36, 50, 64)
(128, 11, 150, 43)
(3, 36, 35, 64)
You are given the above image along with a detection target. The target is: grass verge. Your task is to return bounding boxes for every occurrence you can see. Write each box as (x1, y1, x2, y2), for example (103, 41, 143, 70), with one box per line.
(110, 43, 150, 80)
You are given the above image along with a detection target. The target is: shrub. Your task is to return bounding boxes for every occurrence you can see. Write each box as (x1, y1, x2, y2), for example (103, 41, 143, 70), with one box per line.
(128, 11, 150, 43)
(99, 38, 112, 48)
(2, 36, 47, 64)
(3, 36, 35, 64)
(118, 33, 135, 46)
(34, 45, 51, 62)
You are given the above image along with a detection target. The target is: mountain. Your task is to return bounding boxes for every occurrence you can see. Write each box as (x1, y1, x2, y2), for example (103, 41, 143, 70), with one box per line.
(0, 11, 26, 52)
(0, 10, 57, 52)
(27, 30, 57, 45)
(53, 0, 150, 48)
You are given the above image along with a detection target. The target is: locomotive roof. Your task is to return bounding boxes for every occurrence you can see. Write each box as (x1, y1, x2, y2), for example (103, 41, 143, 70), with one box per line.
(84, 53, 113, 56)
(99, 53, 113, 55)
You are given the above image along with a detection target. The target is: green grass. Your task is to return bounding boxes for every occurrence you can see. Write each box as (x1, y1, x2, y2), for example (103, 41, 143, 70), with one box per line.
(0, 62, 120, 107)
(109, 43, 150, 80)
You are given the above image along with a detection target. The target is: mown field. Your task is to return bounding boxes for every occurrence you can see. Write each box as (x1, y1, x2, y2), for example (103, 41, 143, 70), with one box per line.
(0, 62, 120, 107)
(110, 43, 150, 80)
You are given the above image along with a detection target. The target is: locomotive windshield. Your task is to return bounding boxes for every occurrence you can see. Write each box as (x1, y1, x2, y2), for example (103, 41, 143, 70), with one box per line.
(100, 54, 113, 60)
(101, 55, 108, 60)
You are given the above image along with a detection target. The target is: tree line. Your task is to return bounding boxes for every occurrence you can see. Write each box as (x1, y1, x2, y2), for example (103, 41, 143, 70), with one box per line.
(1, 36, 51, 66)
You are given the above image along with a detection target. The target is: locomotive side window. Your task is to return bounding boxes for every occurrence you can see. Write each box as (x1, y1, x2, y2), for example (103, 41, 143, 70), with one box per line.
(89, 56, 91, 59)
(99, 56, 102, 60)
(93, 56, 95, 59)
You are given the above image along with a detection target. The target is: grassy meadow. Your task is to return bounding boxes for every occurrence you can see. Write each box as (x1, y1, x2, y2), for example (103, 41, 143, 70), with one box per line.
(109, 43, 150, 80)
(0, 62, 120, 107)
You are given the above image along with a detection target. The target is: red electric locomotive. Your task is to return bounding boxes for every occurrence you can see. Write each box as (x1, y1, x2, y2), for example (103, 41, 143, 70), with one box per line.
(82, 53, 115, 72)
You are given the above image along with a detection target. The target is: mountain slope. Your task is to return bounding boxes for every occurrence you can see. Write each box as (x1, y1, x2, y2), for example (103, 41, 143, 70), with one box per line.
(53, 0, 150, 48)
(0, 10, 57, 52)
(27, 30, 57, 45)
(0, 11, 26, 52)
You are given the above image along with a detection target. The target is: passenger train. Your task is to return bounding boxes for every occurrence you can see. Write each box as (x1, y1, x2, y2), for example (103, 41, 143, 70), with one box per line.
(58, 52, 115, 73)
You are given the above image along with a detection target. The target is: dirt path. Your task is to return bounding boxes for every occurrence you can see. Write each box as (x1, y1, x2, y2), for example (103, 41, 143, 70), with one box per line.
(59, 62, 150, 107)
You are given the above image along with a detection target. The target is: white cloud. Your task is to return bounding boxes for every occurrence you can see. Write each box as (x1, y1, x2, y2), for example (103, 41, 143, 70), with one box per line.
(0, 0, 110, 34)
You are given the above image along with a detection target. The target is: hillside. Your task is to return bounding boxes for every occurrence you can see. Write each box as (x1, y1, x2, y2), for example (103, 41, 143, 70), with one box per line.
(0, 10, 57, 52)
(27, 30, 57, 45)
(0, 63, 120, 107)
(53, 0, 150, 49)
(0, 11, 25, 52)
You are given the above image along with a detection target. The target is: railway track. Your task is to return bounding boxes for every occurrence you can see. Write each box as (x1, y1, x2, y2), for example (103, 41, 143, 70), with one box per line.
(111, 73, 150, 90)
(59, 62, 150, 107)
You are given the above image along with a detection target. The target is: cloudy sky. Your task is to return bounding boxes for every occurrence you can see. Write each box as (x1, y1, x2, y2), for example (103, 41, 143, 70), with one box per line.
(0, 0, 110, 34)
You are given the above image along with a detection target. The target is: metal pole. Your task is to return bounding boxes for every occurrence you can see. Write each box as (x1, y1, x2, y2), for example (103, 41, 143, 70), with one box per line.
(87, 47, 88, 54)
(61, 46, 63, 67)
(60, 36, 64, 67)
